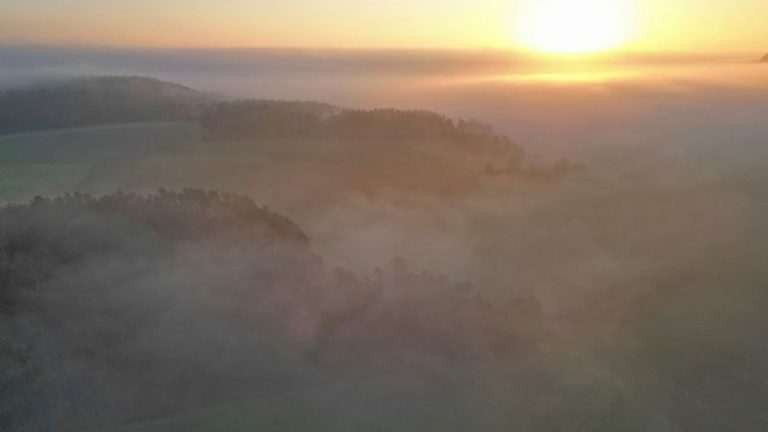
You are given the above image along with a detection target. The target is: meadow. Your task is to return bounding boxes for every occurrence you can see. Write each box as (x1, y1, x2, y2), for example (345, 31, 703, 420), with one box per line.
(0, 122, 201, 202)
(0, 163, 92, 203)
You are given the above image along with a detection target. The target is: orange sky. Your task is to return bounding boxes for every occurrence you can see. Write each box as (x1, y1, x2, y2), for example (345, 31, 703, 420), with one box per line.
(0, 0, 765, 54)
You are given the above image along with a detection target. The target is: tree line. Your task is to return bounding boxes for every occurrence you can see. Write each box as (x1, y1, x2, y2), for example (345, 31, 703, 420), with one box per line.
(201, 100, 520, 148)
(0, 190, 542, 431)
(0, 77, 201, 135)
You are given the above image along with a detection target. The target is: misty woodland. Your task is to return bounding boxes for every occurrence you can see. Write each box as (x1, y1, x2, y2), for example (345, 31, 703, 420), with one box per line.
(1, 38, 767, 431)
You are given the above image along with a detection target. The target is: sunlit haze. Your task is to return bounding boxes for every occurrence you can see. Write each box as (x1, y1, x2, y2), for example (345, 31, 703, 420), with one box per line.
(0, 0, 766, 54)
(515, 0, 635, 54)
(3, 1, 768, 431)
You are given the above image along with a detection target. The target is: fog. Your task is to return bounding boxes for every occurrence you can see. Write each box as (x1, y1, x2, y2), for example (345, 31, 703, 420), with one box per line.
(2, 45, 768, 430)
(2, 44, 766, 161)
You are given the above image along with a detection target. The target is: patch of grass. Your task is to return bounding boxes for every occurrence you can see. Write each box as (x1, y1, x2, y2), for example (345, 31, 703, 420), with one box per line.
(0, 163, 92, 203)
(0, 122, 203, 201)
(0, 122, 201, 164)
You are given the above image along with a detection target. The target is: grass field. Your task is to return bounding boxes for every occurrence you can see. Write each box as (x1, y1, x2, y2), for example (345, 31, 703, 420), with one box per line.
(0, 162, 93, 203)
(0, 122, 201, 164)
(0, 122, 202, 203)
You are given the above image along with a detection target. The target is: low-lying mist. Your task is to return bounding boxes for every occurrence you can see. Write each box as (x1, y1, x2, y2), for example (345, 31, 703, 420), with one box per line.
(3, 44, 766, 160)
(2, 46, 768, 431)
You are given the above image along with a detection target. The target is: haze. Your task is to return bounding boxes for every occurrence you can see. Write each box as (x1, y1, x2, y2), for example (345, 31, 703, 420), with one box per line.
(2, 2, 768, 432)
(1, 0, 766, 53)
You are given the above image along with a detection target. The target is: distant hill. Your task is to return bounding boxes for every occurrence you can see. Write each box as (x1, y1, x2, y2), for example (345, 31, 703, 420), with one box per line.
(0, 75, 576, 205)
(762, 53, 768, 62)
(0, 189, 539, 431)
(201, 101, 516, 147)
(0, 76, 208, 135)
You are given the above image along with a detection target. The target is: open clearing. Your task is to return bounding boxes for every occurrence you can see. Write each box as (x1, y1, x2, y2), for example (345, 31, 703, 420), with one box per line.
(0, 163, 92, 203)
(0, 122, 201, 202)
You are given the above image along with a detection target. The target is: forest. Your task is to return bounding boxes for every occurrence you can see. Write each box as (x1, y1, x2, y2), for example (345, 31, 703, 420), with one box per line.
(0, 190, 542, 431)
(0, 77, 574, 207)
(0, 77, 202, 135)
(1, 74, 767, 431)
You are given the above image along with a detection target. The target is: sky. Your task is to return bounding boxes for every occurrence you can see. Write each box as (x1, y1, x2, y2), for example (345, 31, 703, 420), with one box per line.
(0, 0, 765, 54)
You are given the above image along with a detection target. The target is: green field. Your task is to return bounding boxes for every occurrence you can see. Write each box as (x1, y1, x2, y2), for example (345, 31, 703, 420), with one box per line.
(0, 163, 93, 203)
(0, 122, 201, 163)
(0, 122, 202, 203)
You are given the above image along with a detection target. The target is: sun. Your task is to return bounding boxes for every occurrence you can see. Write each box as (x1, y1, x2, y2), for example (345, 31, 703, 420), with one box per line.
(515, 0, 635, 54)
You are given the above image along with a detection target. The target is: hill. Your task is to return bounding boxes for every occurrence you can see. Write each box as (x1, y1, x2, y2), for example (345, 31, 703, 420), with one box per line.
(0, 76, 207, 135)
(0, 122, 202, 203)
(0, 76, 577, 206)
(0, 190, 540, 432)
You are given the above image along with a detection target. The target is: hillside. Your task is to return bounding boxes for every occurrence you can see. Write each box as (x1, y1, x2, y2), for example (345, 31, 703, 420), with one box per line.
(0, 76, 576, 206)
(1, 73, 767, 432)
(0, 190, 541, 431)
(0, 122, 202, 203)
(0, 76, 207, 135)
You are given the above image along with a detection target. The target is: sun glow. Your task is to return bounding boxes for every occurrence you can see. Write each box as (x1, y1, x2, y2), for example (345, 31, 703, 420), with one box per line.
(516, 0, 635, 54)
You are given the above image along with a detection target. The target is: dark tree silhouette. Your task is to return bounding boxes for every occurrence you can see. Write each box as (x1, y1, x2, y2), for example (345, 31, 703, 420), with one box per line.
(0, 77, 204, 135)
(0, 190, 541, 432)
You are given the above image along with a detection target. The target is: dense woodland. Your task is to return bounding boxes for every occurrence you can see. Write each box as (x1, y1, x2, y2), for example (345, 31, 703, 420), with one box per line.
(0, 190, 542, 431)
(0, 77, 533, 174)
(0, 77, 578, 210)
(0, 77, 514, 149)
(6, 75, 761, 431)
(0, 77, 202, 135)
(201, 100, 517, 147)
(0, 76, 522, 155)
